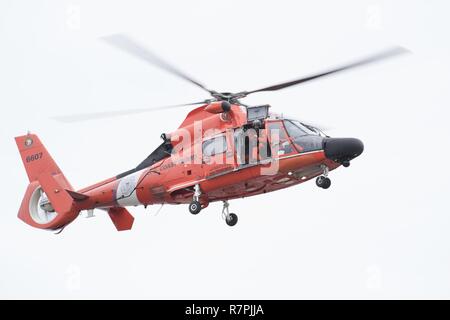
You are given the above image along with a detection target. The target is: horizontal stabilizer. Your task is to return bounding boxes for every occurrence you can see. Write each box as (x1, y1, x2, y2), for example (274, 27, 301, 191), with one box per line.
(37, 172, 74, 214)
(66, 189, 89, 201)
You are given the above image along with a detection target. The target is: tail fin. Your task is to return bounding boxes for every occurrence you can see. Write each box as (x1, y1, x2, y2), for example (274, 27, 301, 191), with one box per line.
(15, 133, 80, 230)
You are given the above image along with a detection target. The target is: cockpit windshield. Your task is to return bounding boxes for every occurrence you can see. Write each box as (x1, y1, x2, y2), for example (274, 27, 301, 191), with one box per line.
(283, 120, 325, 137)
(282, 119, 325, 153)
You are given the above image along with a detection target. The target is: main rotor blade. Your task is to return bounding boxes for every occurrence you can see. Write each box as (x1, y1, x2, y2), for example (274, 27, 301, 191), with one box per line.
(102, 34, 214, 95)
(52, 101, 208, 123)
(242, 46, 409, 95)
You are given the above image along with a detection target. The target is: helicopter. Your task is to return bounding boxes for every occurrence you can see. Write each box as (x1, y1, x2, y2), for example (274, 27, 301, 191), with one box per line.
(15, 34, 407, 231)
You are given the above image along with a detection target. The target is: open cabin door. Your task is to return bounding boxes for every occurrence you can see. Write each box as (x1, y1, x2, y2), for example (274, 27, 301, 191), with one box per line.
(234, 128, 259, 168)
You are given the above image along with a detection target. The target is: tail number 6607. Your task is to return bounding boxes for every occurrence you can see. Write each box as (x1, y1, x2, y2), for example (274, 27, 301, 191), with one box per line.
(26, 152, 43, 163)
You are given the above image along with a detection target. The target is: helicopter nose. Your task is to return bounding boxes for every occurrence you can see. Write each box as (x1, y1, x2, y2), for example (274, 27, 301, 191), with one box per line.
(323, 138, 364, 164)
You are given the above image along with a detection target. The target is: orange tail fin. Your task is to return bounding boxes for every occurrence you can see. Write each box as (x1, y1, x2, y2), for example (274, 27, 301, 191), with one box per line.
(15, 133, 80, 230)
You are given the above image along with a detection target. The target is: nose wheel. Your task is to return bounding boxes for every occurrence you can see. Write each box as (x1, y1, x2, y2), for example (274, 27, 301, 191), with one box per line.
(222, 200, 238, 227)
(316, 165, 331, 189)
(316, 176, 331, 189)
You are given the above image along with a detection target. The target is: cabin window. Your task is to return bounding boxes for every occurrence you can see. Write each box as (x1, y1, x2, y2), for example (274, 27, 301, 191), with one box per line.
(202, 135, 227, 157)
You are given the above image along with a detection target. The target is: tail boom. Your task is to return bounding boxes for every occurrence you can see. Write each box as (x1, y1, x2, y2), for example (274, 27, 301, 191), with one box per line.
(15, 133, 136, 232)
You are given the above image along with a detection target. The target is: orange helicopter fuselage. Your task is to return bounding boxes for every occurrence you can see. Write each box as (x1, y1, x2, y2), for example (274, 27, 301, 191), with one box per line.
(15, 103, 351, 231)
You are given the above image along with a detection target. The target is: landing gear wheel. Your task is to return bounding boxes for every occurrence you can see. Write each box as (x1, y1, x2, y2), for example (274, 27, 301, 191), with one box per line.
(189, 200, 201, 215)
(342, 160, 350, 167)
(322, 177, 331, 189)
(316, 176, 331, 189)
(226, 213, 238, 226)
(316, 176, 325, 187)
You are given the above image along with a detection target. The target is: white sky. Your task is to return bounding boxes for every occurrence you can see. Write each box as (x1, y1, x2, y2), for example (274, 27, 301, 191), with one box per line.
(1, 0, 450, 299)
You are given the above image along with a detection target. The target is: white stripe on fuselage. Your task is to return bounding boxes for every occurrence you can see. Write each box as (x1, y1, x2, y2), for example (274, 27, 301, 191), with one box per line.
(116, 171, 143, 207)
